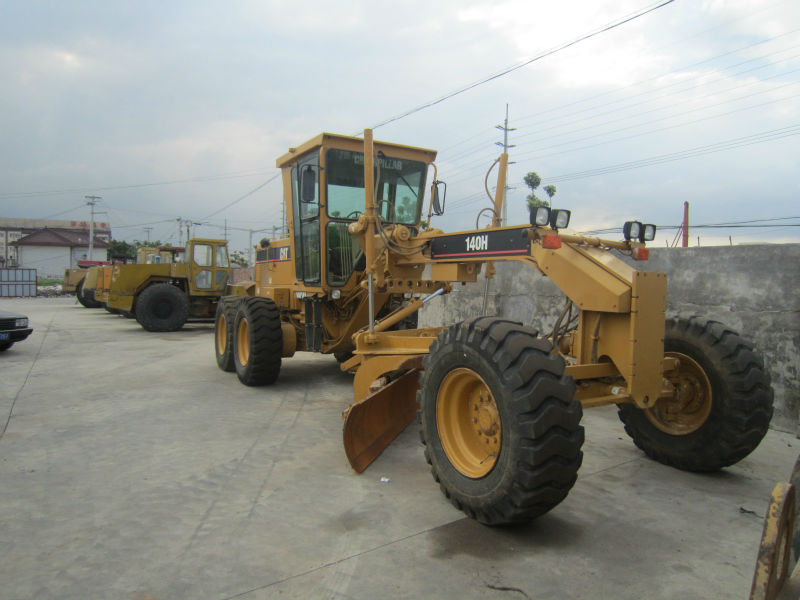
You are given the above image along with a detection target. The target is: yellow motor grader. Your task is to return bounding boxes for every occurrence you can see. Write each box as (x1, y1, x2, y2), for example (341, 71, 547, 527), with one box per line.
(215, 130, 774, 525)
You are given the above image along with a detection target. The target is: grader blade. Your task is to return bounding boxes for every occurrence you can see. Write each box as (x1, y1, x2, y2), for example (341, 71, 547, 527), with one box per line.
(343, 369, 420, 473)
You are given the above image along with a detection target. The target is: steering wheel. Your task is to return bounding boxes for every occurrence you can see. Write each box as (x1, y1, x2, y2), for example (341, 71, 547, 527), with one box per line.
(346, 210, 362, 220)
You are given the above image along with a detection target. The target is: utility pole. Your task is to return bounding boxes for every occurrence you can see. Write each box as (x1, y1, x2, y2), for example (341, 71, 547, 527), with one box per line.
(248, 229, 254, 269)
(85, 195, 101, 260)
(682, 201, 689, 248)
(495, 104, 516, 225)
(143, 227, 152, 243)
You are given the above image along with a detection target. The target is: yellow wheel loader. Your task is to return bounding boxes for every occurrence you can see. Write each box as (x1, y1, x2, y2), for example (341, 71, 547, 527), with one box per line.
(108, 239, 231, 332)
(215, 130, 774, 525)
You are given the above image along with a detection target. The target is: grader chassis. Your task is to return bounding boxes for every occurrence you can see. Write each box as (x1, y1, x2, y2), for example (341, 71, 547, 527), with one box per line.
(215, 130, 774, 525)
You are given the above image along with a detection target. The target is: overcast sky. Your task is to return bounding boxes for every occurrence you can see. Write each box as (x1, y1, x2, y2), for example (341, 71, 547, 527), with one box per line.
(1, 0, 798, 255)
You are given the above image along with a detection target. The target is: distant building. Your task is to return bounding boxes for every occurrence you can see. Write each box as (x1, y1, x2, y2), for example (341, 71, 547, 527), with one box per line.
(0, 218, 112, 277)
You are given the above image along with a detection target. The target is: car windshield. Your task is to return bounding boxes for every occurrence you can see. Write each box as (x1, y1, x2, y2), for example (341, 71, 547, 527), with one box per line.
(325, 149, 427, 225)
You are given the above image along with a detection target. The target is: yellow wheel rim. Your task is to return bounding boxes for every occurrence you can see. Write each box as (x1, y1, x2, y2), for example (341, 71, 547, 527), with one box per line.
(216, 312, 227, 355)
(646, 351, 712, 435)
(436, 368, 500, 478)
(237, 317, 250, 367)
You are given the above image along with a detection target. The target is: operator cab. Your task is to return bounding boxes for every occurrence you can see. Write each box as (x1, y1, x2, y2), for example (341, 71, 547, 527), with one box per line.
(277, 132, 437, 290)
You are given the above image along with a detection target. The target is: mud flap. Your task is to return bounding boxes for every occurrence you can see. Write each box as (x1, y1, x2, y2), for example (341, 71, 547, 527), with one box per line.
(343, 369, 420, 473)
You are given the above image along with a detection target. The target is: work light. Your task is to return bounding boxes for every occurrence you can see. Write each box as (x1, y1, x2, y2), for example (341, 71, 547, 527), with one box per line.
(550, 209, 571, 230)
(623, 221, 642, 241)
(530, 206, 550, 227)
(642, 224, 657, 242)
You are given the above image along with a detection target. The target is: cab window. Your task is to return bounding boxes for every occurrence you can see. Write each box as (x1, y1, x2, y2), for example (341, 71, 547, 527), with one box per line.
(193, 244, 213, 267)
(215, 246, 229, 268)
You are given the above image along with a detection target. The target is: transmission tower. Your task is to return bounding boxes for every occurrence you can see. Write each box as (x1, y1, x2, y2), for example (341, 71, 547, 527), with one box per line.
(495, 104, 516, 225)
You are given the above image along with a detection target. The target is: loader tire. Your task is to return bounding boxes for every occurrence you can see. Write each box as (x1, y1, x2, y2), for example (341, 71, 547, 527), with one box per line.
(215, 296, 240, 372)
(418, 317, 584, 525)
(135, 283, 189, 332)
(76, 279, 102, 309)
(617, 316, 773, 472)
(233, 297, 282, 386)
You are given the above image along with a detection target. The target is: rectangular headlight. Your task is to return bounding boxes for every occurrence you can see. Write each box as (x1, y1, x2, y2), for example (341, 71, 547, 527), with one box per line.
(642, 224, 656, 242)
(550, 209, 571, 229)
(530, 206, 550, 227)
(623, 221, 642, 241)
(15, 318, 28, 328)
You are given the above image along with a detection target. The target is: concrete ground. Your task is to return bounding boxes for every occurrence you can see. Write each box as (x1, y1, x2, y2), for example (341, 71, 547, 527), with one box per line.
(1, 296, 797, 600)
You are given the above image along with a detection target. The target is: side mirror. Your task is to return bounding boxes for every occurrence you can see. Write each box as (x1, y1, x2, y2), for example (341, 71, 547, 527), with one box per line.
(301, 166, 316, 203)
(432, 180, 446, 216)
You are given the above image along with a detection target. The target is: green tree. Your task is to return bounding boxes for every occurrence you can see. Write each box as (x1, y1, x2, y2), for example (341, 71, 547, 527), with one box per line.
(524, 172, 557, 209)
(108, 239, 136, 261)
(230, 250, 249, 268)
(133, 239, 162, 248)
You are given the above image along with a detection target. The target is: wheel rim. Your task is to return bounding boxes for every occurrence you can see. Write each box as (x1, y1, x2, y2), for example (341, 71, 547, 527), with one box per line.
(436, 368, 500, 478)
(237, 317, 250, 366)
(646, 351, 712, 435)
(216, 312, 227, 355)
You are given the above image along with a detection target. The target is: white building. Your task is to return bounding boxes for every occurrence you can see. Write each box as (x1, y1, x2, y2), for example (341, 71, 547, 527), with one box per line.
(0, 217, 111, 268)
(11, 229, 110, 278)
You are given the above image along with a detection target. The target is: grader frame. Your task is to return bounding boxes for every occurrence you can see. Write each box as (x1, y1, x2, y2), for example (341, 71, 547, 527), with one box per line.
(216, 129, 773, 525)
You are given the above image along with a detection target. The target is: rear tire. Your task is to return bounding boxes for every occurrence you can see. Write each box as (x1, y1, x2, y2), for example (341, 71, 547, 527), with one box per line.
(215, 297, 240, 372)
(617, 316, 773, 472)
(233, 297, 283, 386)
(77, 280, 102, 309)
(135, 283, 189, 332)
(418, 317, 584, 525)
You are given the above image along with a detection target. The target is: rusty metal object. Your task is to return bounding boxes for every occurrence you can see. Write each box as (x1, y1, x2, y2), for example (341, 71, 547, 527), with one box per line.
(751, 482, 796, 600)
(645, 351, 713, 435)
(343, 368, 420, 473)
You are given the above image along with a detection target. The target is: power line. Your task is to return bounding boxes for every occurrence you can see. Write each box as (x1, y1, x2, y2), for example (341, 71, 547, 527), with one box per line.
(438, 29, 800, 173)
(202, 173, 281, 219)
(369, 0, 676, 131)
(512, 52, 800, 146)
(580, 216, 800, 236)
(544, 124, 800, 182)
(0, 168, 272, 200)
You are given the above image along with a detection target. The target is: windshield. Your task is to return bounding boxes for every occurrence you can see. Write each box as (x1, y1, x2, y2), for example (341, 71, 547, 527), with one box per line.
(325, 149, 427, 225)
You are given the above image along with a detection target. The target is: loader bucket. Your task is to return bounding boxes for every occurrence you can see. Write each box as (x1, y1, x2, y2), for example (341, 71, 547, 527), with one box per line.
(343, 369, 420, 473)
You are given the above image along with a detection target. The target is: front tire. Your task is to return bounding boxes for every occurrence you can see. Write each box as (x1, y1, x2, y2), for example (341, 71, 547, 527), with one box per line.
(135, 283, 189, 332)
(215, 297, 240, 372)
(0, 341, 13, 352)
(233, 297, 283, 386)
(418, 317, 584, 525)
(617, 316, 773, 472)
(76, 279, 102, 308)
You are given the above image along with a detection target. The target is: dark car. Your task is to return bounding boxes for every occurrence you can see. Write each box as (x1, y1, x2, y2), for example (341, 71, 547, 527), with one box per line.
(0, 310, 33, 351)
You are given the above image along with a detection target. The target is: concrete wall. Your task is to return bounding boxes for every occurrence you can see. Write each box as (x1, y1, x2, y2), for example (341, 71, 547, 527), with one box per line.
(418, 243, 800, 433)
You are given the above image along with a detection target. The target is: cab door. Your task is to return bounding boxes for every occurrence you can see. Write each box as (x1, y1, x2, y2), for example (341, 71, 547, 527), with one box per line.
(292, 152, 321, 286)
(188, 242, 230, 293)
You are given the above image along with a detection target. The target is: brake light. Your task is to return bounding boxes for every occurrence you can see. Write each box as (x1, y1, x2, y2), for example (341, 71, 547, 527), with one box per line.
(633, 247, 649, 261)
(542, 234, 562, 249)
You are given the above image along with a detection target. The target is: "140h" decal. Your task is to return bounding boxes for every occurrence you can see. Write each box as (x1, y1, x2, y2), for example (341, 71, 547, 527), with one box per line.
(430, 227, 531, 259)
